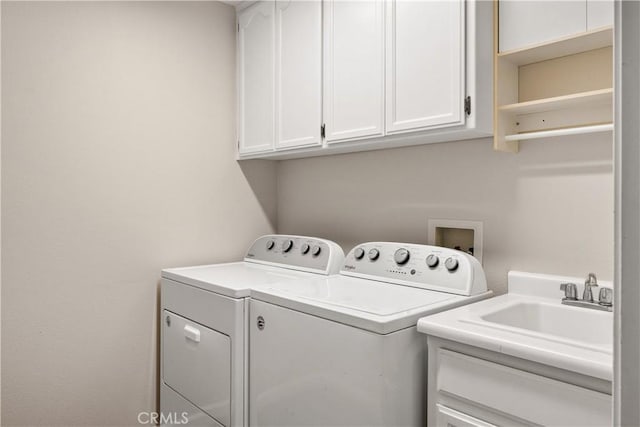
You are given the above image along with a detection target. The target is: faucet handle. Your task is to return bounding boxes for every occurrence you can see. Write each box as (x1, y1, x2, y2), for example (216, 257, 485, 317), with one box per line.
(560, 283, 578, 300)
(598, 287, 613, 307)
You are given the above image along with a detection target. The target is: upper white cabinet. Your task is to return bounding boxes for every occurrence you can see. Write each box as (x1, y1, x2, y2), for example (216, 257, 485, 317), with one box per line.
(499, 0, 613, 53)
(238, 2, 275, 155)
(323, 0, 385, 143)
(385, 0, 465, 133)
(237, 0, 493, 159)
(499, 1, 586, 52)
(275, 1, 322, 149)
(587, 0, 614, 31)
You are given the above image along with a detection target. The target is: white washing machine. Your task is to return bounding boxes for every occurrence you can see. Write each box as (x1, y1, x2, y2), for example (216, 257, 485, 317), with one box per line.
(160, 235, 344, 427)
(249, 242, 492, 426)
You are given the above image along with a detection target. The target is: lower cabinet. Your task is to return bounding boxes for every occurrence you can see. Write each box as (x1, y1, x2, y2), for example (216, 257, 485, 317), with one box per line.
(435, 405, 496, 427)
(427, 338, 612, 427)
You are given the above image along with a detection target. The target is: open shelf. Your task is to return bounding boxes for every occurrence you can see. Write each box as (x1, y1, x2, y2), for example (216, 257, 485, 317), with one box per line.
(504, 123, 613, 142)
(498, 26, 613, 66)
(493, 0, 614, 154)
(499, 88, 613, 115)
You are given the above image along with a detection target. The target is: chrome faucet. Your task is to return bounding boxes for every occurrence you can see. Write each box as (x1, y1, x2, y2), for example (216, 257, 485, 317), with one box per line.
(582, 273, 599, 302)
(559, 273, 612, 312)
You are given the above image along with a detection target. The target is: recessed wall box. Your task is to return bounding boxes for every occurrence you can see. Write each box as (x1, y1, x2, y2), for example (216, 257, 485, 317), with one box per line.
(428, 219, 483, 264)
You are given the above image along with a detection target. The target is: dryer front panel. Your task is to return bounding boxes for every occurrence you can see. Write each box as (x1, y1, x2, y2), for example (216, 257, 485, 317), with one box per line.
(163, 310, 231, 427)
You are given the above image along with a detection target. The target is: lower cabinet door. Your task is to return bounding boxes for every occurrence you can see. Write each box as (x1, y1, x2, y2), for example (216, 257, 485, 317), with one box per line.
(435, 405, 496, 427)
(436, 349, 612, 426)
(162, 311, 231, 427)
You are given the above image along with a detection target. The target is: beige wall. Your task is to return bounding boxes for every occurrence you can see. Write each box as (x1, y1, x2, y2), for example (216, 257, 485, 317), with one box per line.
(0, 1, 616, 425)
(277, 133, 614, 294)
(1, 2, 276, 426)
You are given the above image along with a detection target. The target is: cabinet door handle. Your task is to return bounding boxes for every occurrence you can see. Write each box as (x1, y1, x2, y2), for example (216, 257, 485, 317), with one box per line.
(183, 325, 201, 343)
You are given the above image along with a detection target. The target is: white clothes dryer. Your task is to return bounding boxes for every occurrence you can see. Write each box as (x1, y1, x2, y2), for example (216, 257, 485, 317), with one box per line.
(160, 235, 344, 427)
(248, 242, 492, 427)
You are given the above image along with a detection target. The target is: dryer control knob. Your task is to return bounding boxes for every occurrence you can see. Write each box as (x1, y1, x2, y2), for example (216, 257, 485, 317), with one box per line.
(354, 247, 365, 260)
(445, 257, 459, 272)
(301, 243, 310, 255)
(282, 239, 294, 253)
(394, 248, 410, 265)
(426, 254, 439, 268)
(368, 248, 380, 261)
(311, 245, 322, 256)
(266, 240, 275, 250)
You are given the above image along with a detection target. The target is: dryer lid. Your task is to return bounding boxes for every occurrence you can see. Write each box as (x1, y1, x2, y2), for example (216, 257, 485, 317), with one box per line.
(162, 262, 318, 298)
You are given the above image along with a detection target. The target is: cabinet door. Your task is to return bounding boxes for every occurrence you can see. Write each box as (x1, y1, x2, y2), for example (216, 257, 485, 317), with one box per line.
(238, 2, 275, 155)
(587, 0, 613, 30)
(275, 0, 322, 150)
(499, 1, 587, 52)
(385, 0, 465, 134)
(323, 1, 385, 143)
(437, 349, 612, 426)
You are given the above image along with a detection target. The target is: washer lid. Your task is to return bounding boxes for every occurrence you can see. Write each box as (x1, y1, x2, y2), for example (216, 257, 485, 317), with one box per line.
(251, 276, 490, 334)
(162, 262, 319, 298)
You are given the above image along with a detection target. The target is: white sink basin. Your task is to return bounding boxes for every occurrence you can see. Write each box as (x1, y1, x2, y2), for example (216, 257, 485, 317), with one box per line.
(417, 271, 615, 381)
(479, 301, 612, 350)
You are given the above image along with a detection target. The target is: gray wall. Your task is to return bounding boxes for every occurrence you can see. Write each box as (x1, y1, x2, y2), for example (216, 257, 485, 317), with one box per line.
(615, 1, 640, 424)
(278, 133, 613, 295)
(1, 2, 276, 425)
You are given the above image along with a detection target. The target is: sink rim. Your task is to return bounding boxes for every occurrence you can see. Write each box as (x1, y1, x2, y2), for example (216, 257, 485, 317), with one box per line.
(461, 300, 613, 354)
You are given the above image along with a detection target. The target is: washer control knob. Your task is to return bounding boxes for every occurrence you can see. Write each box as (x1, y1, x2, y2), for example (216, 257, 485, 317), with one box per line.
(368, 248, 380, 261)
(266, 240, 275, 251)
(354, 247, 365, 260)
(301, 243, 310, 255)
(282, 239, 294, 253)
(311, 245, 322, 256)
(426, 254, 439, 268)
(394, 248, 410, 265)
(445, 257, 459, 272)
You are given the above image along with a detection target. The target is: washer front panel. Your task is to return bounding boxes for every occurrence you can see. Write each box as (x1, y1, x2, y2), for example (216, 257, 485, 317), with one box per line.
(248, 299, 425, 426)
